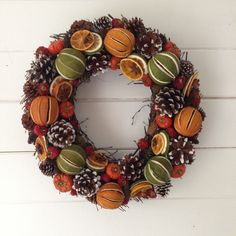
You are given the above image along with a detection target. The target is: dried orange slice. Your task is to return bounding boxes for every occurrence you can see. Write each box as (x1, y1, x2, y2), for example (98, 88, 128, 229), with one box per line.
(70, 30, 95, 51)
(120, 57, 144, 80)
(35, 136, 48, 161)
(151, 133, 165, 155)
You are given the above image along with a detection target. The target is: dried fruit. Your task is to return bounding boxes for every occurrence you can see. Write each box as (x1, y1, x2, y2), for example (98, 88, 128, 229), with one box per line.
(48, 39, 64, 55)
(106, 163, 121, 180)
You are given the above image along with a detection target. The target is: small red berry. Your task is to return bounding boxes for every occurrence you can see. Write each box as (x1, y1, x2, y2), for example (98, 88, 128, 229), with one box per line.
(70, 119, 79, 128)
(84, 145, 94, 155)
(166, 127, 178, 138)
(142, 74, 153, 87)
(122, 197, 130, 205)
(110, 56, 121, 70)
(117, 176, 128, 186)
(171, 164, 186, 178)
(70, 188, 78, 196)
(173, 76, 188, 90)
(59, 101, 75, 119)
(48, 39, 64, 55)
(189, 90, 201, 107)
(47, 146, 60, 160)
(155, 115, 172, 129)
(33, 125, 48, 136)
(35, 46, 50, 58)
(101, 173, 111, 183)
(146, 189, 157, 198)
(137, 138, 149, 150)
(38, 82, 49, 96)
(163, 41, 181, 58)
(112, 18, 124, 28)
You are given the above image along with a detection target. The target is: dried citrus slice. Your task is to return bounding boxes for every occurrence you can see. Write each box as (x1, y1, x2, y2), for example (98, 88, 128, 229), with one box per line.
(183, 71, 199, 97)
(151, 131, 169, 155)
(35, 136, 48, 161)
(50, 76, 73, 102)
(85, 33, 103, 55)
(70, 30, 95, 51)
(129, 54, 148, 74)
(151, 133, 165, 155)
(120, 57, 144, 80)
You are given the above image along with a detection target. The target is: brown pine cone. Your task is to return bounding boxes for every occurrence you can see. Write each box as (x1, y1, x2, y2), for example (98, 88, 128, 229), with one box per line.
(47, 119, 76, 148)
(69, 20, 94, 35)
(21, 113, 34, 131)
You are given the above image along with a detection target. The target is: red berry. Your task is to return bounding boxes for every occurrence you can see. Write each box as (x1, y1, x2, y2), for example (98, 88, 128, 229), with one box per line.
(110, 56, 121, 70)
(142, 74, 153, 87)
(137, 138, 149, 150)
(122, 197, 130, 205)
(155, 115, 172, 129)
(71, 79, 79, 87)
(163, 41, 181, 58)
(146, 189, 157, 198)
(84, 145, 94, 155)
(59, 101, 75, 119)
(112, 18, 124, 28)
(47, 146, 60, 160)
(117, 176, 128, 186)
(101, 173, 111, 183)
(189, 90, 201, 107)
(33, 125, 48, 136)
(48, 39, 64, 55)
(70, 119, 79, 128)
(173, 76, 188, 90)
(171, 164, 186, 178)
(166, 127, 178, 138)
(35, 46, 50, 58)
(70, 188, 77, 196)
(38, 82, 49, 95)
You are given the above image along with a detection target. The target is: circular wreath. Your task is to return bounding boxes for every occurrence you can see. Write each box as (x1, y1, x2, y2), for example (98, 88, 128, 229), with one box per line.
(21, 15, 206, 210)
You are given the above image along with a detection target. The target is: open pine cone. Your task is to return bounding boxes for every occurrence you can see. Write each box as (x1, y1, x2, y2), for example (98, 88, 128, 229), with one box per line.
(168, 136, 195, 165)
(74, 168, 101, 197)
(47, 119, 76, 148)
(154, 86, 184, 117)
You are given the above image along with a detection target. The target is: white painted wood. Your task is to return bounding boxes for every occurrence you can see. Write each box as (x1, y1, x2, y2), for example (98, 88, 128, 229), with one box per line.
(1, 49, 236, 101)
(0, 149, 235, 204)
(0, 0, 235, 51)
(0, 99, 235, 152)
(0, 199, 235, 236)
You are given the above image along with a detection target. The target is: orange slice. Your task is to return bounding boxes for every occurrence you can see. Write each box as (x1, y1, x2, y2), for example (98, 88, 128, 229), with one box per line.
(183, 71, 199, 97)
(70, 30, 95, 51)
(120, 58, 144, 80)
(35, 136, 48, 161)
(151, 133, 165, 155)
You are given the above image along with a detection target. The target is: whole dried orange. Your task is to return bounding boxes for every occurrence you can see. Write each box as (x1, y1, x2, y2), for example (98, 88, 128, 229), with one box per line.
(70, 30, 95, 51)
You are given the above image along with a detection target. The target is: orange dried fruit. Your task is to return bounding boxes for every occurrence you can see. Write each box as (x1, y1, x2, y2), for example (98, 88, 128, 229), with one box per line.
(70, 30, 95, 51)
(120, 58, 144, 81)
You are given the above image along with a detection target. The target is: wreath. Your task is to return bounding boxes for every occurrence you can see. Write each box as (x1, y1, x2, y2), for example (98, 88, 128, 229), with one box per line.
(21, 15, 206, 210)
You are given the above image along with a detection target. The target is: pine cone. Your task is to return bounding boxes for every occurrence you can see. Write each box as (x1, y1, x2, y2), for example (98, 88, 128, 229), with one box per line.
(154, 87, 184, 117)
(123, 17, 146, 37)
(180, 60, 194, 78)
(168, 136, 195, 165)
(136, 30, 162, 59)
(22, 80, 38, 105)
(21, 113, 34, 131)
(26, 54, 57, 83)
(86, 194, 97, 205)
(86, 52, 111, 76)
(118, 154, 145, 182)
(28, 131, 37, 144)
(39, 160, 56, 176)
(69, 20, 94, 35)
(93, 16, 112, 37)
(154, 182, 172, 197)
(47, 119, 76, 148)
(74, 168, 101, 197)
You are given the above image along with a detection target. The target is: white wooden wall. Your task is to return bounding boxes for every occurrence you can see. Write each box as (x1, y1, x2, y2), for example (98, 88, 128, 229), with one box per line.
(0, 0, 236, 235)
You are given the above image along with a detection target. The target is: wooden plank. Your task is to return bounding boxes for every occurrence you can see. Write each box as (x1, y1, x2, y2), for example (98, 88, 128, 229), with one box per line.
(0, 99, 235, 152)
(0, 0, 235, 51)
(0, 149, 235, 204)
(1, 49, 236, 101)
(0, 199, 235, 236)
